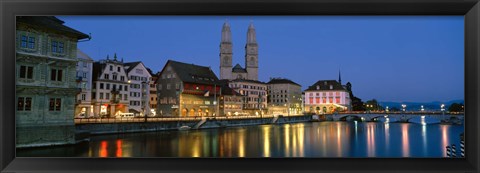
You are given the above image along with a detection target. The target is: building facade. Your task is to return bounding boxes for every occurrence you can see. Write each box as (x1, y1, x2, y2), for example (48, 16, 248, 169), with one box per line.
(304, 80, 351, 114)
(124, 62, 152, 117)
(91, 54, 130, 118)
(218, 80, 243, 116)
(267, 78, 302, 116)
(74, 50, 94, 118)
(157, 60, 221, 117)
(147, 68, 159, 116)
(228, 79, 267, 116)
(219, 21, 259, 81)
(16, 16, 89, 147)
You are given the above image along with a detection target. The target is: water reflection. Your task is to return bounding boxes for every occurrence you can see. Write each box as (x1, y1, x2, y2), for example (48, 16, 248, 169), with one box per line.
(401, 124, 410, 157)
(441, 125, 449, 157)
(17, 120, 464, 158)
(366, 123, 376, 157)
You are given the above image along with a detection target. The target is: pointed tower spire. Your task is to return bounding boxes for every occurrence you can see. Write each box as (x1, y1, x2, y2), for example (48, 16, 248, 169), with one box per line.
(106, 54, 110, 60)
(338, 70, 342, 84)
(247, 21, 256, 44)
(220, 20, 233, 80)
(221, 20, 232, 43)
(114, 53, 117, 61)
(245, 21, 258, 80)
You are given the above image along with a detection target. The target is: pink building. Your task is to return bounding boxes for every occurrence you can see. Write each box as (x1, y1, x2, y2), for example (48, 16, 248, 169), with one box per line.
(304, 80, 351, 114)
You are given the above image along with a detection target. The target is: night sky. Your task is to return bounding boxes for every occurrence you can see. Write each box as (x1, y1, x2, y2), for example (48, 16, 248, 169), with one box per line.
(58, 16, 464, 103)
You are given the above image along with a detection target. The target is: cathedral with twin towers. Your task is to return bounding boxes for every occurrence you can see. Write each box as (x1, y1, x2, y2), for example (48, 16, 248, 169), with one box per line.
(219, 21, 259, 81)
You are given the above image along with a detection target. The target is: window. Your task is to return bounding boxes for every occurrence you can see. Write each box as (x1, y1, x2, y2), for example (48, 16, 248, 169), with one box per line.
(100, 83, 104, 89)
(158, 84, 162, 90)
(83, 62, 87, 67)
(120, 76, 125, 81)
(117, 67, 120, 72)
(83, 72, 87, 78)
(81, 94, 86, 101)
(113, 84, 117, 90)
(49, 98, 61, 111)
(17, 97, 32, 111)
(119, 85, 122, 91)
(59, 42, 64, 53)
(106, 93, 110, 100)
(28, 36, 35, 49)
(92, 92, 96, 99)
(100, 93, 104, 99)
(113, 75, 117, 80)
(106, 84, 110, 90)
(50, 69, 63, 81)
(166, 84, 171, 90)
(124, 94, 128, 100)
(21, 35, 27, 48)
(124, 85, 128, 91)
(110, 65, 113, 71)
(51, 41, 57, 52)
(175, 83, 180, 90)
(104, 74, 109, 80)
(19, 65, 33, 79)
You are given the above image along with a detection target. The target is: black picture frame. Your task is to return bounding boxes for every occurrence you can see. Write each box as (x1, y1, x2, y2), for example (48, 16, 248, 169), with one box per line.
(1, 0, 479, 172)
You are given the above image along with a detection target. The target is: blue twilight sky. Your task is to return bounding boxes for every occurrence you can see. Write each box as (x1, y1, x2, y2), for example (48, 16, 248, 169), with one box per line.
(58, 16, 464, 103)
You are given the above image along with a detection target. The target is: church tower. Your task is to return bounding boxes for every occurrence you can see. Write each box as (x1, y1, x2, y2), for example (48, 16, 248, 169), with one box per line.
(245, 22, 258, 80)
(220, 21, 233, 80)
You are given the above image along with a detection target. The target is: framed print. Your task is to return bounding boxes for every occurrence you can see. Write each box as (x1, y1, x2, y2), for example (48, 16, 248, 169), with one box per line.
(1, 0, 479, 172)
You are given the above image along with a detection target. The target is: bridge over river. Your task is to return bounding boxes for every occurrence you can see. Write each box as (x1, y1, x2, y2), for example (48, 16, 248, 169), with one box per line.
(325, 112, 464, 123)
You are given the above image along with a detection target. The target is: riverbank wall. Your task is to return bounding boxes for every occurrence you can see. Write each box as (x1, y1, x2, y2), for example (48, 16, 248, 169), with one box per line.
(75, 115, 312, 136)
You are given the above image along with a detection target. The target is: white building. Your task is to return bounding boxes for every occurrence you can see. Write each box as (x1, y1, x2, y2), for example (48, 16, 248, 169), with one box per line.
(74, 50, 94, 118)
(228, 79, 267, 116)
(304, 80, 351, 114)
(91, 54, 130, 118)
(124, 62, 152, 117)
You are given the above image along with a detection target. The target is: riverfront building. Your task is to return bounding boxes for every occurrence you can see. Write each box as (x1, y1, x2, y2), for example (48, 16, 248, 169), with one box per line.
(91, 54, 130, 118)
(156, 60, 221, 117)
(219, 21, 259, 81)
(228, 79, 267, 116)
(16, 16, 90, 147)
(74, 50, 94, 118)
(147, 68, 159, 116)
(267, 78, 303, 116)
(124, 62, 152, 117)
(218, 80, 243, 116)
(304, 80, 351, 114)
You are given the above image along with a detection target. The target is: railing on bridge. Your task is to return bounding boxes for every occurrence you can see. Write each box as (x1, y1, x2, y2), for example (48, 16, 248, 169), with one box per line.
(74, 114, 307, 124)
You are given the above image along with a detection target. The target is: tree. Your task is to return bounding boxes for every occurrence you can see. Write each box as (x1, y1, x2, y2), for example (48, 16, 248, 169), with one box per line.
(448, 103, 464, 112)
(351, 96, 365, 111)
(390, 107, 400, 112)
(365, 99, 384, 111)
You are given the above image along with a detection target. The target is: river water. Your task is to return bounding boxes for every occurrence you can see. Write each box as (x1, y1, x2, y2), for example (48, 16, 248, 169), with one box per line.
(17, 117, 464, 158)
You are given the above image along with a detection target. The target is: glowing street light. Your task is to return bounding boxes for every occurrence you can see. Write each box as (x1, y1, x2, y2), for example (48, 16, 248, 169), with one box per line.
(441, 104, 445, 112)
(401, 104, 407, 112)
(421, 105, 424, 112)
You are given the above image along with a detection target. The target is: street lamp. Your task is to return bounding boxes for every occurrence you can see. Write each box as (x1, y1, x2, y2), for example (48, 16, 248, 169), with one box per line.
(401, 104, 407, 112)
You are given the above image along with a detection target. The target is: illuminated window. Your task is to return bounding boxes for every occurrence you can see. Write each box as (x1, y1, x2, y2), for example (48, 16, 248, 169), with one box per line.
(17, 97, 32, 111)
(49, 98, 61, 111)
